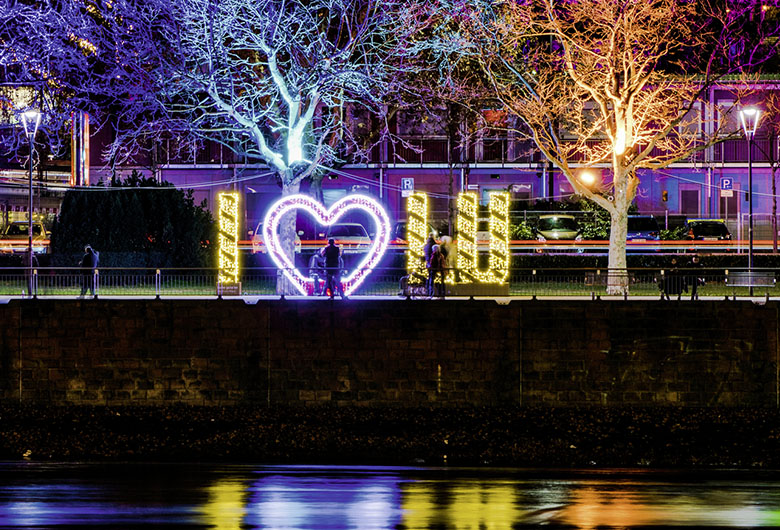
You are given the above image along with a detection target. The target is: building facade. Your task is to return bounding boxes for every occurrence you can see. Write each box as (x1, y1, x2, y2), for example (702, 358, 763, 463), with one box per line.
(1, 84, 779, 241)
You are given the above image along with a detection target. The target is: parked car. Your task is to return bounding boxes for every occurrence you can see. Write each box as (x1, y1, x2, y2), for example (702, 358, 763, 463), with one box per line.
(0, 220, 49, 254)
(535, 214, 582, 241)
(323, 223, 371, 252)
(684, 219, 731, 240)
(250, 222, 301, 254)
(627, 215, 661, 241)
(476, 218, 490, 242)
(391, 221, 438, 242)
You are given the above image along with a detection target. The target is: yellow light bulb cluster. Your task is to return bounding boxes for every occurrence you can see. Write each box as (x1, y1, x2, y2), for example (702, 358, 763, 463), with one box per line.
(485, 192, 509, 283)
(406, 192, 429, 284)
(457, 192, 478, 283)
(217, 192, 240, 284)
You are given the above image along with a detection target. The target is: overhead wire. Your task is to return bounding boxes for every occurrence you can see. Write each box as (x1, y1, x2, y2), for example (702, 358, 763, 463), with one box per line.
(0, 155, 774, 203)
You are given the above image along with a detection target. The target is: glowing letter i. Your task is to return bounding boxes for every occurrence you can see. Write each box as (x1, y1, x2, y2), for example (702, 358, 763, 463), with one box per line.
(217, 191, 240, 285)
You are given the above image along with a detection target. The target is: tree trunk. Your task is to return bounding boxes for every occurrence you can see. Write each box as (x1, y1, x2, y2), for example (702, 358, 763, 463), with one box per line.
(309, 173, 324, 204)
(276, 178, 301, 295)
(606, 206, 629, 295)
(606, 166, 630, 295)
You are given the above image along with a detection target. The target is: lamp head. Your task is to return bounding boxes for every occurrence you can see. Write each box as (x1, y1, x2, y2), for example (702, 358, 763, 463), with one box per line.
(21, 109, 41, 139)
(740, 107, 761, 138)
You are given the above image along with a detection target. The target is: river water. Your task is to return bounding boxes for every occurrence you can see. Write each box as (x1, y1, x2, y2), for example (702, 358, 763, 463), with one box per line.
(0, 464, 779, 528)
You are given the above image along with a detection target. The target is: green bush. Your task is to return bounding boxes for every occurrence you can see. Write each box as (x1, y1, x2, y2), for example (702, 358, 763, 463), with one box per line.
(510, 221, 535, 240)
(50, 171, 215, 268)
(523, 195, 638, 239)
(660, 226, 688, 240)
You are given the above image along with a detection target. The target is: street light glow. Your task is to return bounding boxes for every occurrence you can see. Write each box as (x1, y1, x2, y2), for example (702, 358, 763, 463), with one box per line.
(740, 107, 760, 138)
(21, 109, 41, 139)
(579, 171, 597, 187)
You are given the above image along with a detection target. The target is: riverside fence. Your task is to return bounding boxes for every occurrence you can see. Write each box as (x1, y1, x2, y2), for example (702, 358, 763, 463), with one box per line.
(3, 267, 779, 299)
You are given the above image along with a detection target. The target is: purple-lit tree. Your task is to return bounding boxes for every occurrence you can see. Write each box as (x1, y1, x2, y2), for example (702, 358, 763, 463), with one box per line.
(86, 0, 421, 288)
(3, 0, 423, 291)
(421, 0, 780, 293)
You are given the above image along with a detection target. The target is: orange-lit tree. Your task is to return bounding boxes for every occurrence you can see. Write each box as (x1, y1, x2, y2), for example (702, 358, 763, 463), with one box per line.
(424, 0, 779, 292)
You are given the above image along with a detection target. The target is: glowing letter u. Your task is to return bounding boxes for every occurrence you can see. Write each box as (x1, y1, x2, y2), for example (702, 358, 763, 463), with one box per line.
(404, 191, 510, 284)
(456, 192, 509, 284)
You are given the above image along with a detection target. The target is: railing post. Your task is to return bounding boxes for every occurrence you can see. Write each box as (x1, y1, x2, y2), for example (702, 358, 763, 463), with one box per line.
(93, 269, 99, 299)
(32, 268, 37, 299)
(156, 269, 161, 299)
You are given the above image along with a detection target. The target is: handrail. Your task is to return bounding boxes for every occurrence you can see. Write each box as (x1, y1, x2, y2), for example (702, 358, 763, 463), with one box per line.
(0, 266, 776, 300)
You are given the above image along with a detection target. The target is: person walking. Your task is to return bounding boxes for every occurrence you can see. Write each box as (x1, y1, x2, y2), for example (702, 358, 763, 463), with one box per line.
(323, 238, 345, 299)
(79, 244, 99, 298)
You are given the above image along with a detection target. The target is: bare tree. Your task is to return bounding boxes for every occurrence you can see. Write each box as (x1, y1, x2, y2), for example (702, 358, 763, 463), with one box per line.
(3, 0, 422, 291)
(421, 0, 779, 292)
(103, 0, 423, 291)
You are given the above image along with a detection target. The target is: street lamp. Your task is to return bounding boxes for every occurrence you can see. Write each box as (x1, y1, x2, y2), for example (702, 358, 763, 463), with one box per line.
(740, 106, 761, 294)
(20, 109, 41, 277)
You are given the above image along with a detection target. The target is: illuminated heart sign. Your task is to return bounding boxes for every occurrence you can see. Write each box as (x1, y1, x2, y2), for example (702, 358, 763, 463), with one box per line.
(263, 194, 392, 296)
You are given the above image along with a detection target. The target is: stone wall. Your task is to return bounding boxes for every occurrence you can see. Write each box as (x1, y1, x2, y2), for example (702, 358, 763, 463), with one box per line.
(0, 299, 776, 407)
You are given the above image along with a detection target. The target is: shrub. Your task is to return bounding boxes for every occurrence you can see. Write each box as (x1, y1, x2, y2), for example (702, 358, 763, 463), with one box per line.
(50, 171, 215, 268)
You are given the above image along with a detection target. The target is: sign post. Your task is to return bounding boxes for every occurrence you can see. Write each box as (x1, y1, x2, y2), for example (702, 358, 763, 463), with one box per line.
(401, 178, 414, 197)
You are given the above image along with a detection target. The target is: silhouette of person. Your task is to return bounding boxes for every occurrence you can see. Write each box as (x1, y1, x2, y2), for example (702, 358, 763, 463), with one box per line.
(323, 238, 345, 299)
(80, 244, 99, 297)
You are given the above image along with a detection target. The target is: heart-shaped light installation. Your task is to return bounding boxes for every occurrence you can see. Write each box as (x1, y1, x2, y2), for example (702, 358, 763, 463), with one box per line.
(263, 194, 392, 296)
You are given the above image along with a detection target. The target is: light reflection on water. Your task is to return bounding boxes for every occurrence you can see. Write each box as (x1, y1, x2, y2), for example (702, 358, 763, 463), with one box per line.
(0, 464, 779, 528)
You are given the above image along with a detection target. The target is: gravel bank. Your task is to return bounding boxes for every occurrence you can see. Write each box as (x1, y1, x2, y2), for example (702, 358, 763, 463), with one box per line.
(1, 405, 779, 468)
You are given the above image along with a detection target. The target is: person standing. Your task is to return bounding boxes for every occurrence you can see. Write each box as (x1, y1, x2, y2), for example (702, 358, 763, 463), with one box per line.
(428, 244, 447, 297)
(660, 258, 686, 301)
(80, 244, 99, 298)
(308, 249, 326, 295)
(440, 235, 457, 282)
(423, 233, 436, 293)
(688, 255, 703, 300)
(323, 238, 344, 299)
(423, 233, 436, 267)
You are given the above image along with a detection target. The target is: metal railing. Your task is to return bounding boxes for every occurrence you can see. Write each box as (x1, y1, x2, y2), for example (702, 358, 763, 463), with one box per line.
(1, 267, 778, 300)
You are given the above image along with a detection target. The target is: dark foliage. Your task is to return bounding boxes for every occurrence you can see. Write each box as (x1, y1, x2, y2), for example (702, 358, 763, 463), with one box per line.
(50, 172, 215, 268)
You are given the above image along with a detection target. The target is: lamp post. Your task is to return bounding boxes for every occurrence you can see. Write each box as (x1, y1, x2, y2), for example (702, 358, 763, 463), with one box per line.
(21, 110, 41, 283)
(740, 106, 761, 294)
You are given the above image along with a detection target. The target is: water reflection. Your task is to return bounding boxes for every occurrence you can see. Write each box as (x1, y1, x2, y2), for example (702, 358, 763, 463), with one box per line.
(1, 464, 780, 528)
(203, 480, 247, 530)
(244, 473, 402, 529)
